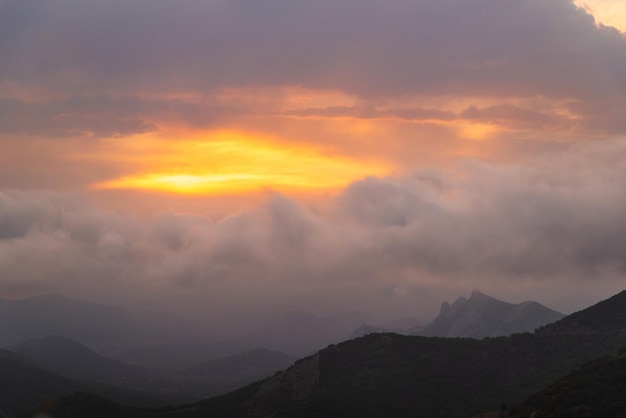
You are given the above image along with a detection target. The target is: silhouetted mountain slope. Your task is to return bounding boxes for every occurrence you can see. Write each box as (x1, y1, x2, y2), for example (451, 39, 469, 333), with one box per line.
(350, 318, 424, 338)
(0, 344, 184, 417)
(141, 332, 625, 418)
(417, 290, 564, 338)
(11, 336, 153, 388)
(19, 392, 135, 418)
(0, 348, 81, 417)
(19, 290, 626, 418)
(537, 290, 626, 334)
(11, 336, 294, 402)
(511, 353, 626, 417)
(27, 332, 626, 418)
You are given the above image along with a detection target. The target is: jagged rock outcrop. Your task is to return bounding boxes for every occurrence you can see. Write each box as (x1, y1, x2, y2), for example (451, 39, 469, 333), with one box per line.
(415, 290, 564, 338)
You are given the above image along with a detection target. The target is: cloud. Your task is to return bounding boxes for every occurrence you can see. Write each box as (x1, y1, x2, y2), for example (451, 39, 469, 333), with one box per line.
(286, 103, 576, 133)
(2, 0, 624, 99)
(1, 0, 623, 142)
(2, 139, 626, 321)
(2, 0, 626, 322)
(0, 97, 156, 138)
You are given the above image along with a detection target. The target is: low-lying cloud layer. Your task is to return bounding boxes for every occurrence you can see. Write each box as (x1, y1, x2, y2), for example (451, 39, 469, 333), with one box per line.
(2, 139, 625, 327)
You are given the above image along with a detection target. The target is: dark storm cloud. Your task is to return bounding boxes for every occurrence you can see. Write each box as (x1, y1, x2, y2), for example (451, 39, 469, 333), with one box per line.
(2, 139, 626, 318)
(2, 0, 624, 137)
(1, 0, 625, 100)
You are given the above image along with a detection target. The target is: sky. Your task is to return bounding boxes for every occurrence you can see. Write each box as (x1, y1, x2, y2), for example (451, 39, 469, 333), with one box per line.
(1, 0, 626, 329)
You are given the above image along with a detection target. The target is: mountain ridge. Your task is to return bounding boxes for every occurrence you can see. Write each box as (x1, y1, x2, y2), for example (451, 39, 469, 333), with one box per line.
(14, 288, 626, 418)
(536, 290, 626, 335)
(11, 335, 154, 388)
(416, 290, 565, 338)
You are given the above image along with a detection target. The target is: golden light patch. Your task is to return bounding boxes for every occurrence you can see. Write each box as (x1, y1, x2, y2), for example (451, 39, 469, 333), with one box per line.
(455, 121, 499, 140)
(92, 131, 390, 195)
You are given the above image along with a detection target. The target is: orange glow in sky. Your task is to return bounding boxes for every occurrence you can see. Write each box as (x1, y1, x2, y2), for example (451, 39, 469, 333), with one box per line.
(92, 131, 391, 195)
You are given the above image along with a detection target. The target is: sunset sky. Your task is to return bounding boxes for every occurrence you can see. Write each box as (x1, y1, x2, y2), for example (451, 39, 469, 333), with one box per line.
(1, 0, 626, 328)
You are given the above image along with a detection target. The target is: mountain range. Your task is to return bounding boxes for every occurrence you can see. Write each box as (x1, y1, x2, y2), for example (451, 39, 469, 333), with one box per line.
(0, 294, 371, 363)
(11, 336, 155, 389)
(0, 346, 175, 418)
(0, 294, 202, 348)
(4, 290, 626, 417)
(8, 335, 296, 402)
(32, 289, 626, 418)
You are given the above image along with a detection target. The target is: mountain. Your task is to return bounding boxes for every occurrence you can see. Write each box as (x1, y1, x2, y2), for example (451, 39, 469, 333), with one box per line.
(71, 330, 622, 418)
(350, 318, 424, 339)
(0, 294, 201, 348)
(11, 336, 154, 389)
(11, 336, 292, 401)
(155, 288, 626, 417)
(0, 295, 366, 367)
(511, 352, 626, 417)
(14, 289, 626, 417)
(350, 324, 389, 338)
(185, 348, 294, 380)
(188, 332, 626, 418)
(0, 347, 81, 417)
(416, 290, 565, 338)
(0, 347, 172, 418)
(177, 348, 295, 398)
(16, 392, 136, 418)
(536, 289, 626, 335)
(111, 340, 250, 371)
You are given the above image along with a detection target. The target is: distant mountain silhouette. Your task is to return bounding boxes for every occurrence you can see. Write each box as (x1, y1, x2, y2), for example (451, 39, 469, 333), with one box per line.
(0, 294, 201, 348)
(0, 347, 174, 417)
(112, 340, 250, 371)
(0, 347, 81, 417)
(185, 348, 294, 379)
(174, 348, 296, 398)
(416, 290, 564, 338)
(10, 289, 626, 418)
(11, 336, 153, 388)
(11, 336, 294, 402)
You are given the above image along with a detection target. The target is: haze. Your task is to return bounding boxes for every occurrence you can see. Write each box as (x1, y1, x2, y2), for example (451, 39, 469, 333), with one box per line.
(1, 0, 626, 336)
